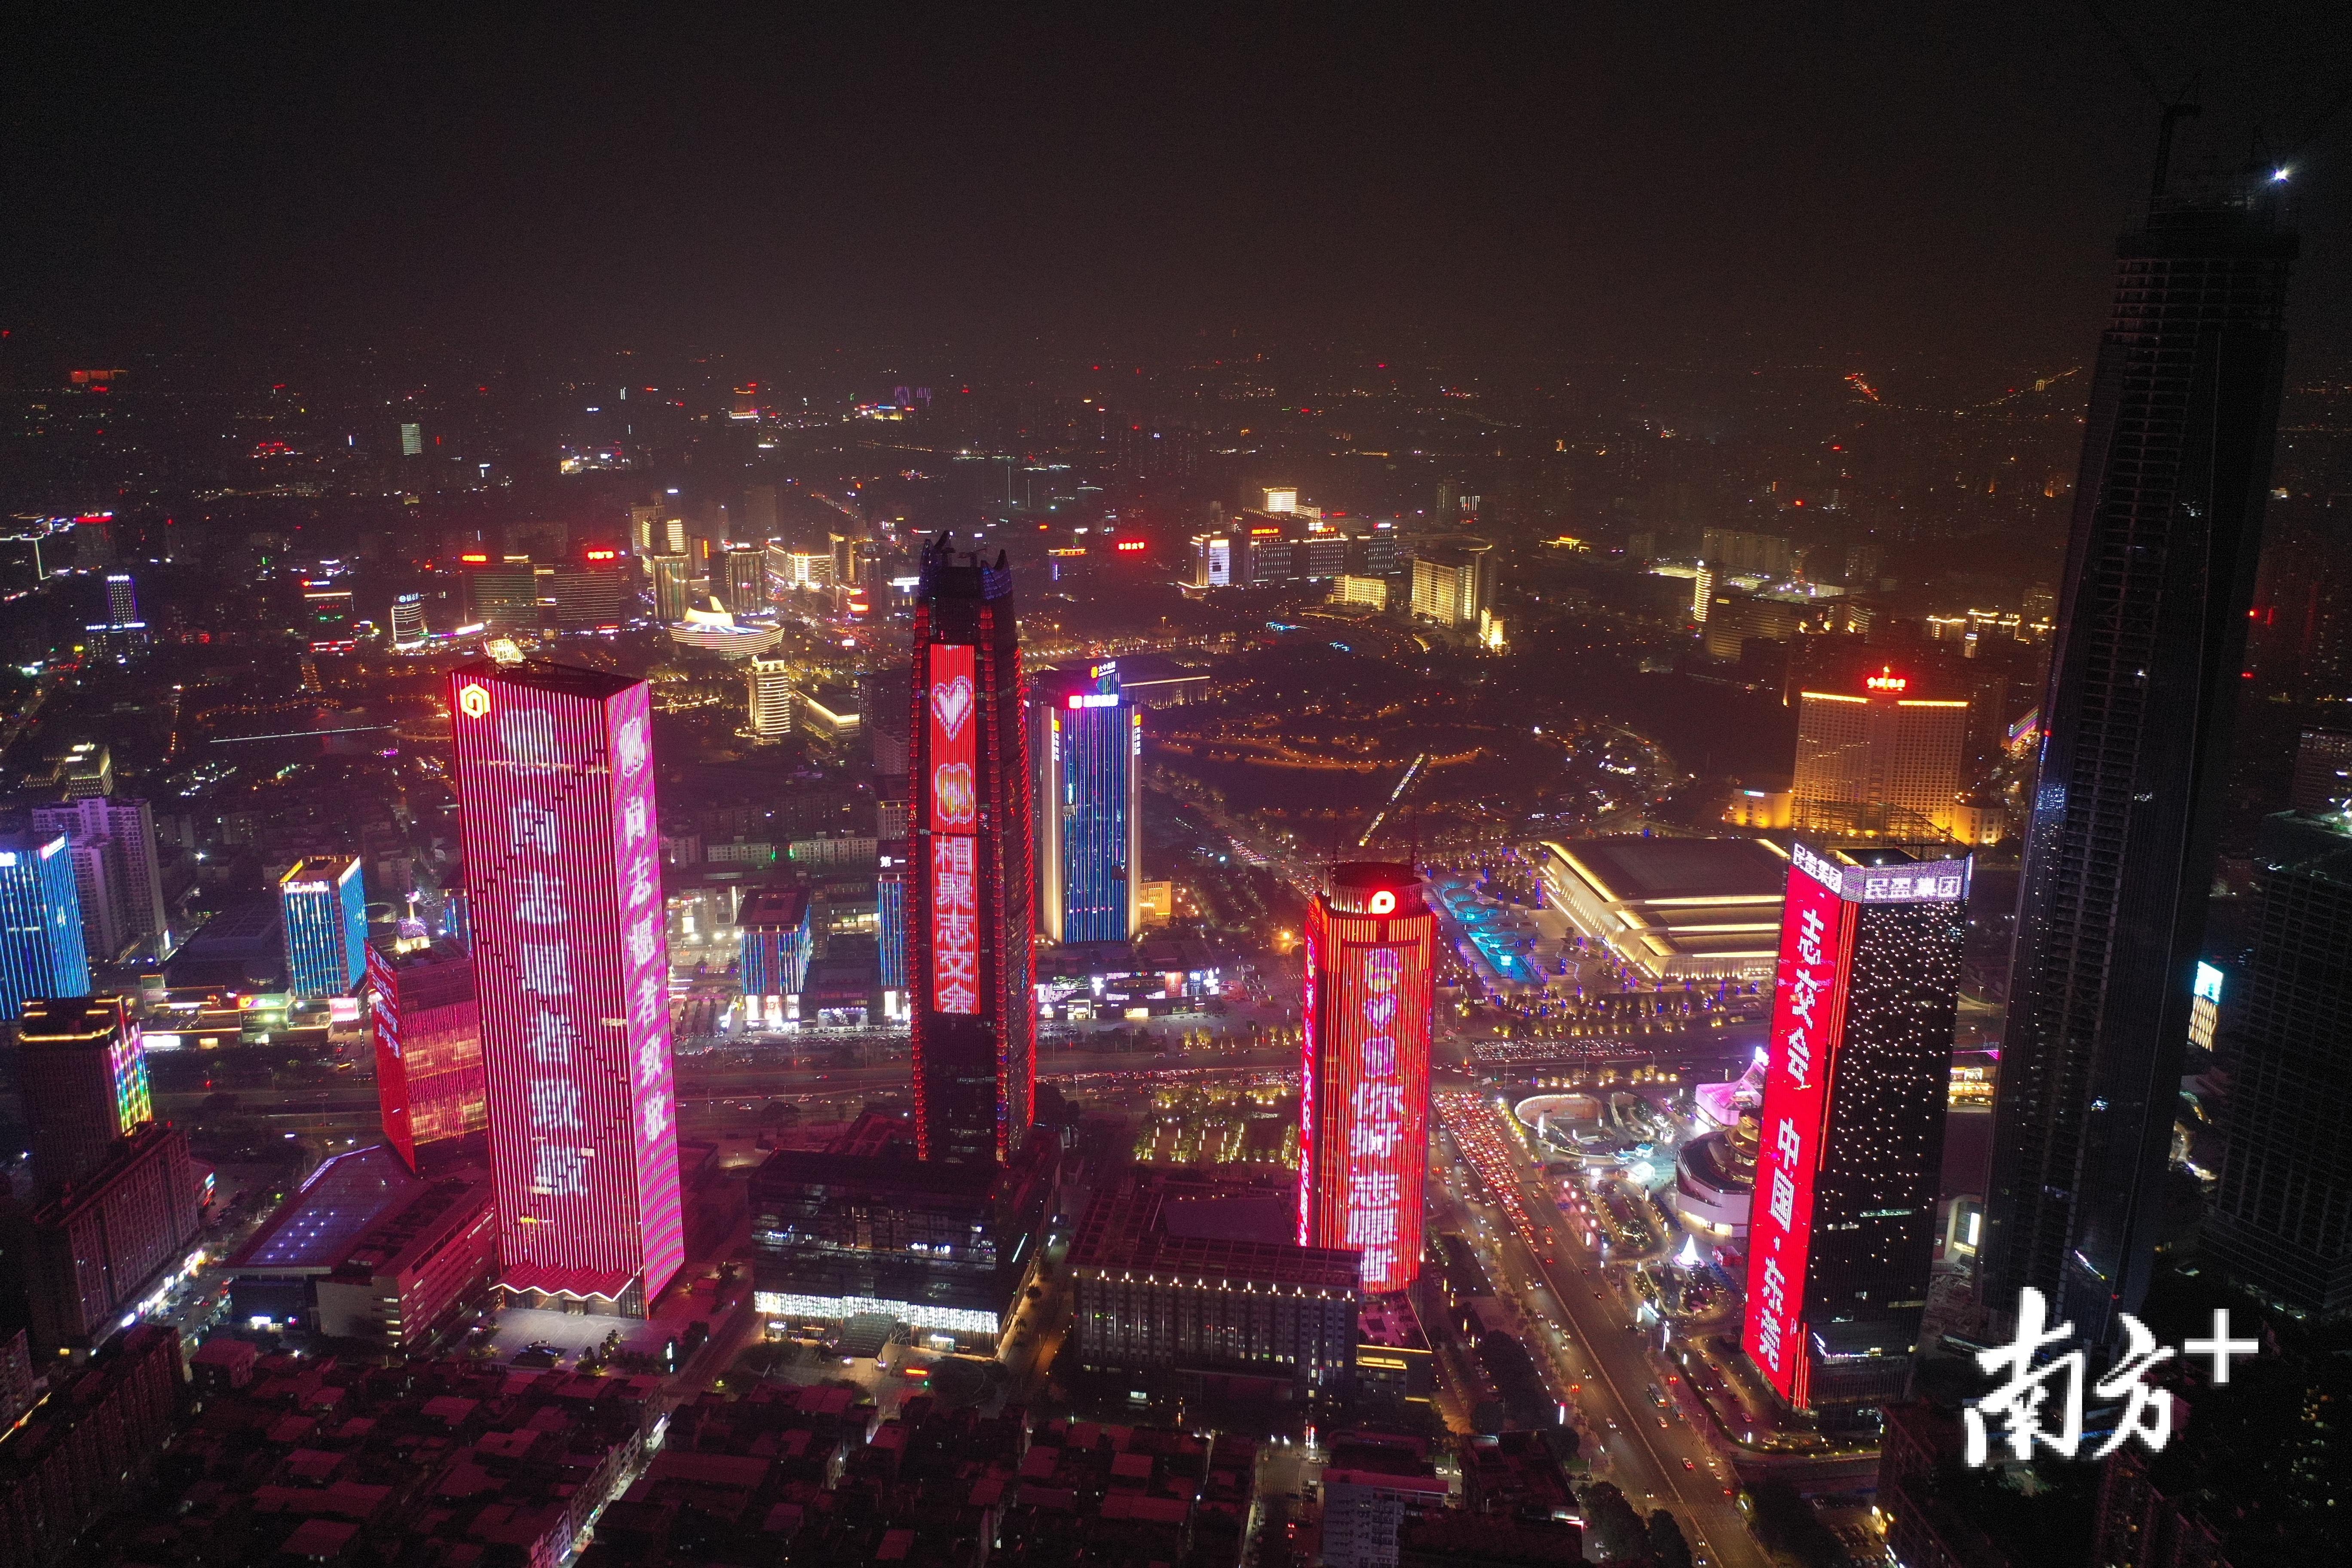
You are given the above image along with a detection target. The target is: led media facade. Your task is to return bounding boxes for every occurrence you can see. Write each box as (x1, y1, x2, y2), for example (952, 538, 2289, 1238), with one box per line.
(1744, 844, 1968, 1409)
(0, 832, 90, 1021)
(281, 856, 367, 999)
(927, 642, 980, 1014)
(450, 661, 685, 1310)
(908, 539, 1034, 1164)
(1033, 662, 1142, 945)
(368, 943, 489, 1174)
(1299, 863, 1434, 1293)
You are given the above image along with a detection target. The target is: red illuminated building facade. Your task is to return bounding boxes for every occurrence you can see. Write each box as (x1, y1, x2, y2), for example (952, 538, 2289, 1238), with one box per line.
(1299, 862, 1434, 1294)
(908, 537, 1034, 1165)
(1743, 844, 1968, 1412)
(449, 661, 685, 1314)
(368, 942, 489, 1173)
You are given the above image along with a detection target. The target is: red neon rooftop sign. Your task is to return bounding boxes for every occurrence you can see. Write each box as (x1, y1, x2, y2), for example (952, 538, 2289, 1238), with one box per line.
(1865, 666, 1907, 692)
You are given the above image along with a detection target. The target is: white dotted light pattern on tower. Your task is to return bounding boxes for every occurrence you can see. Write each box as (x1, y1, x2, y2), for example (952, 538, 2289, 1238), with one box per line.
(1299, 871, 1434, 1293)
(449, 665, 686, 1308)
(1743, 843, 1968, 1405)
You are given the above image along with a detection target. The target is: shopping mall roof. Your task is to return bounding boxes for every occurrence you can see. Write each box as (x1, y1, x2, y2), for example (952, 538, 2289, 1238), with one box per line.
(1539, 836, 1789, 981)
(229, 1144, 422, 1274)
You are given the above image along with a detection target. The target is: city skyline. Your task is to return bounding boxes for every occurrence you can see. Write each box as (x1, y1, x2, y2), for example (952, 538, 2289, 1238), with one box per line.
(4, 12, 2350, 1567)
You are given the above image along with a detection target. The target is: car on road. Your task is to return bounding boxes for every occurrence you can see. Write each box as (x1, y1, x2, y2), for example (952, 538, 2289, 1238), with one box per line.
(1682, 1458, 1695, 1470)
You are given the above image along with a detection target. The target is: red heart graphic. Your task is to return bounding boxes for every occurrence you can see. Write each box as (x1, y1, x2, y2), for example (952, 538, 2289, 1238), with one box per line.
(931, 675, 974, 740)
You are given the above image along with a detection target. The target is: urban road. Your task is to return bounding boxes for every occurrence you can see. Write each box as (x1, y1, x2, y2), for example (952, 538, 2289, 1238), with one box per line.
(1436, 1034, 1768, 1568)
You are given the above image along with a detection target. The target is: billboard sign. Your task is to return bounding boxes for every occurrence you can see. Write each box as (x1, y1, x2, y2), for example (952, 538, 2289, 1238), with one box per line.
(1743, 860, 1856, 1398)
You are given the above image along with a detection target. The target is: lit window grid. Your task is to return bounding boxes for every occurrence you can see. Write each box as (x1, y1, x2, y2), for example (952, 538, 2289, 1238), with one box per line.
(0, 836, 89, 1020)
(450, 668, 684, 1305)
(1299, 897, 1434, 1294)
(282, 861, 366, 1000)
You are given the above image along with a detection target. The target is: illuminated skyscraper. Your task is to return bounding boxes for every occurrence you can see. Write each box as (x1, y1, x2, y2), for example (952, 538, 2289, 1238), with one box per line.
(908, 537, 1034, 1165)
(877, 841, 909, 1014)
(1986, 180, 2297, 1344)
(647, 553, 694, 623)
(738, 886, 813, 1029)
(450, 660, 685, 1314)
(15, 993, 151, 1192)
(1299, 862, 1435, 1294)
(1790, 667, 1970, 836)
(280, 856, 367, 999)
(1744, 845, 1968, 1412)
(368, 942, 489, 1175)
(721, 543, 767, 615)
(1031, 661, 1142, 945)
(745, 654, 794, 738)
(0, 831, 90, 1021)
(390, 593, 428, 648)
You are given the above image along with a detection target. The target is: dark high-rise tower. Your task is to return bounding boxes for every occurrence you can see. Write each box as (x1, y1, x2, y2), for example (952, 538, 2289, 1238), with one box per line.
(1984, 176, 2297, 1342)
(2205, 810, 2352, 1314)
(908, 537, 1033, 1165)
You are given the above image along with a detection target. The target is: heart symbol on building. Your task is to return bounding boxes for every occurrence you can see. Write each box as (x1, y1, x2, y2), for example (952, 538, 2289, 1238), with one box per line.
(934, 763, 977, 826)
(1364, 995, 1397, 1029)
(931, 675, 975, 740)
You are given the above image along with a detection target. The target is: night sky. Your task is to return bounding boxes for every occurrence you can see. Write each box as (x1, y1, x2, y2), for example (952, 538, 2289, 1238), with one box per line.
(7, 4, 2349, 379)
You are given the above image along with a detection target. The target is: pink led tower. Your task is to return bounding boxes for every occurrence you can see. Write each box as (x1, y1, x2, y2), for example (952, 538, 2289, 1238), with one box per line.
(450, 660, 684, 1313)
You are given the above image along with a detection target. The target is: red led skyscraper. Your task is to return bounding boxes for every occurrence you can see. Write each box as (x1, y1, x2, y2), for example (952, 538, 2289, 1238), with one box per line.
(908, 538, 1035, 1165)
(1743, 844, 1967, 1412)
(450, 661, 685, 1313)
(1299, 862, 1434, 1293)
(368, 942, 489, 1173)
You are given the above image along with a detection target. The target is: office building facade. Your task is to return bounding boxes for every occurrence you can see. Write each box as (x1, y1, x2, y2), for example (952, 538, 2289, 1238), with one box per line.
(0, 832, 90, 1021)
(1986, 184, 2297, 1343)
(720, 543, 767, 615)
(24, 1122, 203, 1350)
(1032, 660, 1142, 944)
(748, 1112, 1055, 1341)
(30, 796, 169, 963)
(1407, 541, 1493, 631)
(647, 553, 694, 622)
(279, 856, 366, 999)
(449, 660, 685, 1314)
(16, 993, 151, 1193)
(1744, 845, 1968, 1412)
(908, 537, 1034, 1165)
(738, 885, 814, 1027)
(1072, 1167, 1360, 1393)
(2205, 811, 2352, 1314)
(1790, 667, 1970, 836)
(367, 942, 489, 1175)
(1300, 862, 1435, 1294)
(877, 841, 909, 1006)
(745, 653, 794, 738)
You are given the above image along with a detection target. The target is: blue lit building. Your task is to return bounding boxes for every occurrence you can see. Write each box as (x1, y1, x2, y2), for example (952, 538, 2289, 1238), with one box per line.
(279, 856, 366, 999)
(739, 885, 814, 1028)
(0, 832, 92, 1020)
(877, 841, 908, 1008)
(1031, 661, 1142, 944)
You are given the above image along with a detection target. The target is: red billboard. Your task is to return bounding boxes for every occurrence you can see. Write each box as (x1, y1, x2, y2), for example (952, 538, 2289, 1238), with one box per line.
(925, 642, 981, 1015)
(1742, 858, 1856, 1399)
(926, 643, 977, 834)
(1299, 871, 1434, 1293)
(450, 665, 685, 1308)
